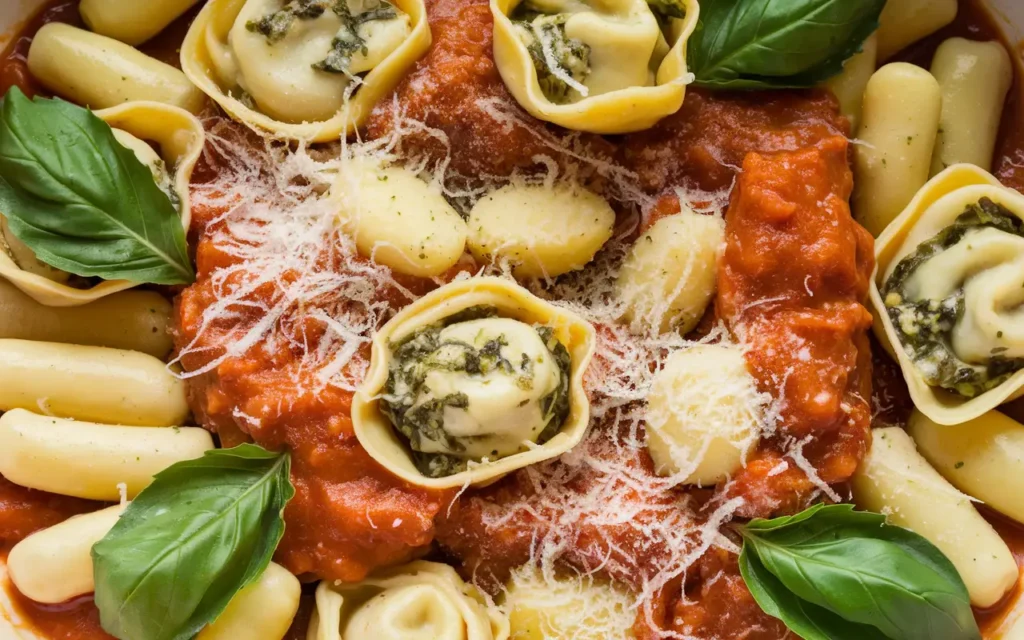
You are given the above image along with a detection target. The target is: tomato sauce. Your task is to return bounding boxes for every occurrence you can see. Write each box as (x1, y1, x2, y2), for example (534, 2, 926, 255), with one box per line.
(2, 0, 1024, 638)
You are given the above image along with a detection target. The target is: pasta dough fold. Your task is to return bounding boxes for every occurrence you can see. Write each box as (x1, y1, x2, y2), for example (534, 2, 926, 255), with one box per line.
(871, 164, 1024, 425)
(490, 0, 698, 133)
(307, 561, 509, 640)
(352, 277, 595, 488)
(0, 102, 204, 307)
(181, 0, 431, 141)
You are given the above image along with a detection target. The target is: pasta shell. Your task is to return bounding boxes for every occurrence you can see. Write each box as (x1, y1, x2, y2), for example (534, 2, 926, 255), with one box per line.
(490, 0, 698, 134)
(870, 163, 1024, 425)
(0, 101, 204, 307)
(352, 276, 595, 489)
(180, 0, 431, 142)
(306, 561, 509, 640)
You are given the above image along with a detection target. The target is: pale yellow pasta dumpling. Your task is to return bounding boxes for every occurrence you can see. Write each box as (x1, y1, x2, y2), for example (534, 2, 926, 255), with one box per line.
(467, 183, 615, 279)
(331, 160, 467, 278)
(616, 208, 723, 335)
(644, 344, 763, 485)
(503, 565, 635, 640)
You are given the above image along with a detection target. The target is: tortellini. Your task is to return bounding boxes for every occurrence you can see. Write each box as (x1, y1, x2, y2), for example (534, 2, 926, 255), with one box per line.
(0, 102, 204, 307)
(307, 561, 509, 640)
(871, 164, 1024, 425)
(331, 160, 468, 277)
(467, 183, 615, 278)
(616, 207, 723, 335)
(181, 0, 431, 141)
(503, 566, 636, 640)
(352, 277, 595, 488)
(644, 344, 763, 485)
(490, 0, 699, 133)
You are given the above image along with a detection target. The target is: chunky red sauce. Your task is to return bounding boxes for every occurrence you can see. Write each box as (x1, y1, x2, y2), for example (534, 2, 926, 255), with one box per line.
(1, 0, 1024, 638)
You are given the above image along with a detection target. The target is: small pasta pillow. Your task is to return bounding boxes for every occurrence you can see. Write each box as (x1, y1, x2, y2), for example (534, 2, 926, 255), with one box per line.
(0, 101, 204, 307)
(181, 0, 431, 141)
(491, 0, 699, 133)
(352, 277, 595, 488)
(645, 344, 764, 486)
(307, 561, 509, 640)
(331, 160, 467, 277)
(467, 183, 614, 278)
(871, 164, 1024, 425)
(616, 207, 723, 335)
(503, 565, 635, 640)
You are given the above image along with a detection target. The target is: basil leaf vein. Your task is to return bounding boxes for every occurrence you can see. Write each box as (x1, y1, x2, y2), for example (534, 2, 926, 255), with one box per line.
(688, 0, 886, 89)
(92, 444, 294, 640)
(0, 87, 194, 284)
(738, 504, 981, 640)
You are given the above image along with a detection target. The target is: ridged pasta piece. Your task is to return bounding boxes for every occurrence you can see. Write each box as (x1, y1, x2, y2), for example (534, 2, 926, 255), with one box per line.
(198, 563, 301, 640)
(26, 23, 204, 112)
(852, 63, 941, 237)
(852, 427, 1017, 608)
(616, 208, 723, 335)
(7, 505, 126, 604)
(930, 38, 1012, 176)
(0, 409, 213, 500)
(467, 183, 614, 279)
(79, 0, 202, 45)
(0, 339, 188, 426)
(0, 280, 173, 358)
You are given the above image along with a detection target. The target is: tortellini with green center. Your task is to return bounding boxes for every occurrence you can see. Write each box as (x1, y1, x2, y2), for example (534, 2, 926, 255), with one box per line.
(182, 0, 430, 141)
(467, 182, 615, 278)
(307, 561, 509, 640)
(871, 164, 1024, 425)
(491, 0, 698, 133)
(503, 566, 636, 640)
(0, 102, 203, 307)
(381, 308, 571, 477)
(353, 277, 595, 488)
(644, 343, 764, 485)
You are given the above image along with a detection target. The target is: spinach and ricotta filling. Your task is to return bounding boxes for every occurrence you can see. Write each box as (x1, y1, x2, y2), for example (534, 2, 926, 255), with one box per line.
(510, 0, 680, 105)
(247, 0, 404, 74)
(881, 197, 1024, 397)
(380, 306, 572, 478)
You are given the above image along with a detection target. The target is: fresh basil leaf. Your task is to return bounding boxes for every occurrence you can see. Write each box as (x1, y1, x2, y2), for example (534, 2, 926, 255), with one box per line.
(738, 504, 981, 640)
(0, 87, 194, 284)
(688, 0, 886, 90)
(92, 444, 294, 640)
(739, 543, 886, 640)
